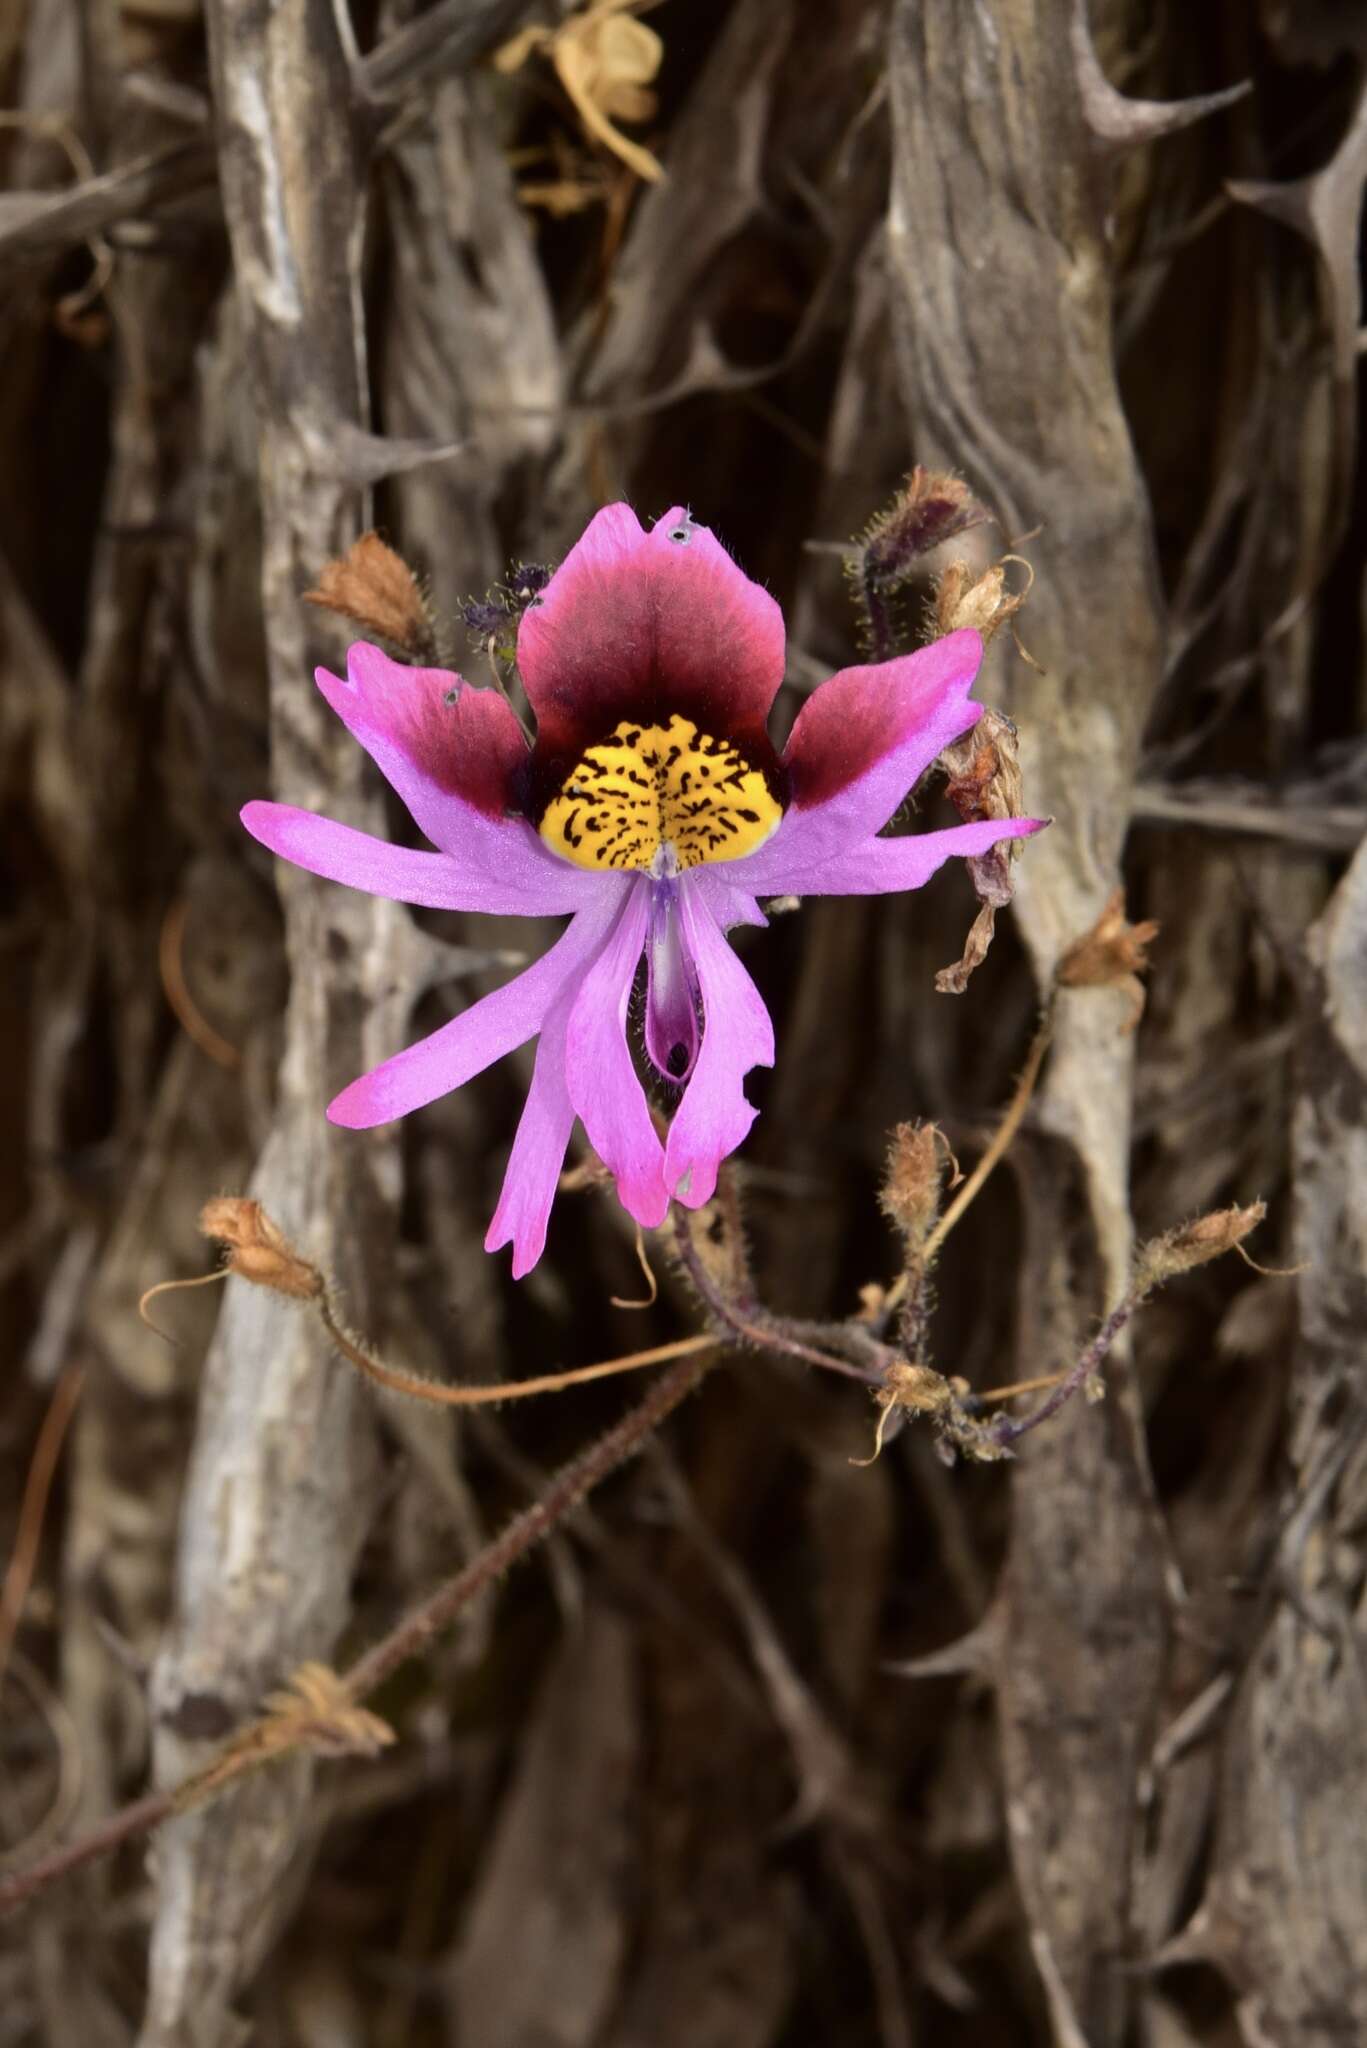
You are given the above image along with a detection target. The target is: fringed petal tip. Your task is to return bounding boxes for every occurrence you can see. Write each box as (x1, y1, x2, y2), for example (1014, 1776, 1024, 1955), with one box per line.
(483, 1214, 547, 1282)
(661, 890, 774, 1211)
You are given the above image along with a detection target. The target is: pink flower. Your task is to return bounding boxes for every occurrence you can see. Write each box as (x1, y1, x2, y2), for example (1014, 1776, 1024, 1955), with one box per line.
(243, 506, 1045, 1276)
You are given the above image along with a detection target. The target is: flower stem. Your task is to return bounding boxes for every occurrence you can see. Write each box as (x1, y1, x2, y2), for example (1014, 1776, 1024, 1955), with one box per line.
(316, 1295, 712, 1407)
(672, 1207, 885, 1385)
(0, 1366, 84, 1695)
(986, 1296, 1136, 1448)
(882, 1004, 1053, 1320)
(0, 1348, 712, 1918)
(344, 1346, 711, 1696)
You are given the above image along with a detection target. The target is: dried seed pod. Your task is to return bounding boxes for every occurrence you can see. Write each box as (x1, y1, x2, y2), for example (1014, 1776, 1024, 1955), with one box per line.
(1133, 1202, 1267, 1293)
(880, 1121, 953, 1254)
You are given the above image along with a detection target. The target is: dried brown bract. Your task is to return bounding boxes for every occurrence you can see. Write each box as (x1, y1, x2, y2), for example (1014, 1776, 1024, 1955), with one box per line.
(934, 709, 1031, 994)
(496, 0, 666, 187)
(933, 554, 1037, 656)
(199, 1198, 323, 1302)
(177, 1663, 395, 1812)
(940, 710, 1025, 829)
(304, 532, 435, 660)
(259, 1663, 396, 1761)
(1057, 886, 1160, 1033)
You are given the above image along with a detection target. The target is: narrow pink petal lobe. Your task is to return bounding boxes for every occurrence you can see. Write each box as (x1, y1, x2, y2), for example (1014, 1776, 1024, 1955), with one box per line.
(241, 801, 604, 917)
(316, 643, 529, 852)
(687, 868, 770, 933)
(756, 816, 1049, 898)
(484, 984, 579, 1279)
(328, 893, 624, 1128)
(564, 882, 668, 1227)
(518, 504, 785, 768)
(664, 889, 775, 1209)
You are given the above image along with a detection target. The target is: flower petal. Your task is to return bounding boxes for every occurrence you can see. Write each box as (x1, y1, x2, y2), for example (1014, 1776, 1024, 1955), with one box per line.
(742, 631, 985, 884)
(664, 888, 775, 1209)
(484, 984, 579, 1279)
(241, 801, 604, 917)
(328, 890, 626, 1128)
(644, 882, 701, 1082)
(564, 880, 668, 1227)
(316, 642, 530, 851)
(688, 868, 769, 933)
(754, 816, 1048, 898)
(518, 504, 785, 769)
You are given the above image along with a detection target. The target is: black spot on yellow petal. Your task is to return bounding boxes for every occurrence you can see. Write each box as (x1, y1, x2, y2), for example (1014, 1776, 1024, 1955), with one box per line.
(540, 715, 782, 872)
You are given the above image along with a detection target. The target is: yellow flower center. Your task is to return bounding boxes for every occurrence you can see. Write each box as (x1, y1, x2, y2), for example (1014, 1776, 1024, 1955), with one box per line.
(539, 714, 782, 872)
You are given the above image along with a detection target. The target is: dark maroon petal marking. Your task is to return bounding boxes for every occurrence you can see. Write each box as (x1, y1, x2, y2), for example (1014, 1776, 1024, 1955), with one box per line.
(780, 630, 985, 811)
(317, 644, 529, 842)
(517, 505, 786, 777)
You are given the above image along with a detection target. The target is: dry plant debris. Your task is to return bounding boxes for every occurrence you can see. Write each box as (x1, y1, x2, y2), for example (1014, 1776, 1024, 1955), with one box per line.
(1, 4, 1363, 2047)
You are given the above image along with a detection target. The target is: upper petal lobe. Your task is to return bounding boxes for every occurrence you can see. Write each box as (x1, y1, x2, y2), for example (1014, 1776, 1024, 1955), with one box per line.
(518, 504, 785, 772)
(738, 631, 989, 886)
(316, 642, 529, 852)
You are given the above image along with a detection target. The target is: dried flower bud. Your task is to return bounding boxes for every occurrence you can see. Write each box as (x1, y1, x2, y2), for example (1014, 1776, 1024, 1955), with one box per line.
(304, 533, 434, 659)
(461, 599, 510, 638)
(862, 469, 984, 584)
(1057, 887, 1160, 1033)
(880, 1122, 952, 1251)
(199, 1198, 323, 1301)
(463, 564, 556, 648)
(1133, 1202, 1267, 1294)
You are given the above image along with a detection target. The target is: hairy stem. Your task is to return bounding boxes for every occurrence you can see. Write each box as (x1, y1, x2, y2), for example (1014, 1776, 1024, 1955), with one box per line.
(0, 1349, 712, 1918)
(317, 1295, 713, 1408)
(988, 1297, 1137, 1449)
(672, 1207, 885, 1385)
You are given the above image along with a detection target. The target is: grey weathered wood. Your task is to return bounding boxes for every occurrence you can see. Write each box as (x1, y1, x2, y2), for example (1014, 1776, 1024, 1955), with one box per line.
(886, 6, 1170, 2040)
(1192, 839, 1367, 2046)
(140, 2, 408, 2039)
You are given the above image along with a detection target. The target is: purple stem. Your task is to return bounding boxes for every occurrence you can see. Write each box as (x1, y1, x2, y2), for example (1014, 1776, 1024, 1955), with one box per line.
(988, 1297, 1137, 1448)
